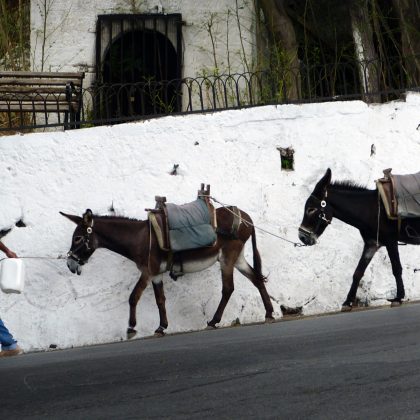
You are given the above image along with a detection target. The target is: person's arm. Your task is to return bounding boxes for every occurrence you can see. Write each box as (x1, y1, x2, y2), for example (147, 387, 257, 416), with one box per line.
(0, 241, 17, 258)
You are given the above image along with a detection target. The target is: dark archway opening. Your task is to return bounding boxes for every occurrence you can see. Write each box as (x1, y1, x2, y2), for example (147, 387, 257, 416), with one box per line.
(95, 14, 183, 122)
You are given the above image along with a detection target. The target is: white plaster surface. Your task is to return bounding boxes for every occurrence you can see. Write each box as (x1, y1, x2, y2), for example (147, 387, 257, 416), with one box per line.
(30, 0, 255, 81)
(1, 93, 420, 352)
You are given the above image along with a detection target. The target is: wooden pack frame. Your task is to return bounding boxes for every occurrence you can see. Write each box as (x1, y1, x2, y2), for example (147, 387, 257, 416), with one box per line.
(376, 168, 399, 220)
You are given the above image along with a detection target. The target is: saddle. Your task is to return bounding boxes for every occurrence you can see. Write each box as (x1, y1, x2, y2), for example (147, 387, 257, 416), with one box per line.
(147, 184, 217, 253)
(147, 185, 246, 280)
(376, 168, 420, 219)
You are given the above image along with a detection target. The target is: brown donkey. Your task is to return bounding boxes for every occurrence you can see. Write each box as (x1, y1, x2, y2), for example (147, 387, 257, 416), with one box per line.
(61, 207, 274, 338)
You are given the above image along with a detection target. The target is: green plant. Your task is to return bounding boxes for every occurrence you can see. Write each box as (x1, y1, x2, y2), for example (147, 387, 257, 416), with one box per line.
(32, 0, 72, 71)
(0, 0, 29, 70)
(113, 0, 146, 14)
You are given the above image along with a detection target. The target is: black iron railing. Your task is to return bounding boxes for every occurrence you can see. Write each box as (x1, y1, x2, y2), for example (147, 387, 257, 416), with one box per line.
(1, 56, 420, 132)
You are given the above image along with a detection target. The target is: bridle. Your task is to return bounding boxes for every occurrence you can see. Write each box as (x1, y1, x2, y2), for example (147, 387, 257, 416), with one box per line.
(299, 192, 332, 239)
(67, 221, 94, 265)
(312, 193, 332, 225)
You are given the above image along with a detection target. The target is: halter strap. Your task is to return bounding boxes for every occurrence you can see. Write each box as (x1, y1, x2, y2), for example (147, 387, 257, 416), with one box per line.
(67, 223, 94, 263)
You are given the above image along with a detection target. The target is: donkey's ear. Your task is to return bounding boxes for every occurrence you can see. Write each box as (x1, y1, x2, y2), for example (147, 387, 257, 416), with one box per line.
(324, 168, 332, 184)
(313, 168, 332, 197)
(83, 209, 93, 225)
(60, 212, 82, 224)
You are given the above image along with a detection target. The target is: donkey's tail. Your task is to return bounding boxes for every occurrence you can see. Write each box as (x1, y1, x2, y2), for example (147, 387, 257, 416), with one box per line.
(251, 225, 267, 282)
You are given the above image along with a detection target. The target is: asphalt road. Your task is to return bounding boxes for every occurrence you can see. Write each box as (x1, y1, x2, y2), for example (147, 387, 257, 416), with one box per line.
(2, 303, 420, 419)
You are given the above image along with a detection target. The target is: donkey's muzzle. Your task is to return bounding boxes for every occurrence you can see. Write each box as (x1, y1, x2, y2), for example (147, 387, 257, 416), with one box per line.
(67, 257, 82, 275)
(298, 227, 316, 246)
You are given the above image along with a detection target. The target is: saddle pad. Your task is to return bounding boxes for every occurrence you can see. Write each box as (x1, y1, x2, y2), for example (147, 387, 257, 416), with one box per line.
(166, 198, 217, 252)
(393, 171, 420, 218)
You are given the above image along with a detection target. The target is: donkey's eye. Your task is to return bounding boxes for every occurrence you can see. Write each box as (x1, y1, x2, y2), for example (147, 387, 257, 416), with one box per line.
(74, 236, 83, 244)
(307, 208, 317, 216)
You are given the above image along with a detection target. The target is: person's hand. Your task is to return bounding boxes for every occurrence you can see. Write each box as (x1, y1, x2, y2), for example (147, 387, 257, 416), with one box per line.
(5, 250, 17, 258)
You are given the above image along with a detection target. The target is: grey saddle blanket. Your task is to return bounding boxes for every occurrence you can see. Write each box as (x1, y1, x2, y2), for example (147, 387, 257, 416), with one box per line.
(166, 198, 217, 252)
(394, 171, 420, 218)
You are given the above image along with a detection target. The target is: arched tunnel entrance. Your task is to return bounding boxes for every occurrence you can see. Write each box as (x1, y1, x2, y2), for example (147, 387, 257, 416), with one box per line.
(95, 14, 182, 121)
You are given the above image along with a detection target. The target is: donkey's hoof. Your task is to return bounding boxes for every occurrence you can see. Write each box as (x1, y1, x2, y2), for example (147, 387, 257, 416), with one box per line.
(265, 316, 275, 323)
(388, 298, 403, 307)
(127, 328, 137, 339)
(341, 304, 353, 312)
(206, 321, 217, 330)
(154, 327, 166, 337)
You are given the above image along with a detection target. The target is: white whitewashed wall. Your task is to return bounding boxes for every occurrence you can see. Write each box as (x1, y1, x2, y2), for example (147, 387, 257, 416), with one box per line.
(1, 94, 420, 352)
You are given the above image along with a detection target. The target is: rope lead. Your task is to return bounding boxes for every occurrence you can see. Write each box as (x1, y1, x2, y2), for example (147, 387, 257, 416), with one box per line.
(209, 196, 306, 247)
(0, 256, 66, 263)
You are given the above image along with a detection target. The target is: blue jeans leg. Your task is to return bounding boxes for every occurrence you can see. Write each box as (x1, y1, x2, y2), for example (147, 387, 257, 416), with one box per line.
(0, 318, 17, 350)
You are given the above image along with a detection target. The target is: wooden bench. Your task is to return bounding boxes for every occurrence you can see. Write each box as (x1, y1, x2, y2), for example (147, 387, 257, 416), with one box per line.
(0, 71, 85, 130)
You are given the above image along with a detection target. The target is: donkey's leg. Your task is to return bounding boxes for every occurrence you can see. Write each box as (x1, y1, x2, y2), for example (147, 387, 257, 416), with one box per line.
(152, 278, 168, 336)
(235, 250, 274, 321)
(386, 242, 405, 306)
(127, 271, 150, 339)
(207, 250, 236, 328)
(342, 241, 378, 311)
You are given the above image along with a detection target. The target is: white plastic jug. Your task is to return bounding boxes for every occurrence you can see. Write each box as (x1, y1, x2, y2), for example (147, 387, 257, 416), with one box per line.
(0, 258, 25, 294)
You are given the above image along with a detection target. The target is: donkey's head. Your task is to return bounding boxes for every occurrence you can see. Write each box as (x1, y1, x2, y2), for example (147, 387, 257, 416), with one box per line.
(60, 209, 97, 275)
(298, 168, 333, 246)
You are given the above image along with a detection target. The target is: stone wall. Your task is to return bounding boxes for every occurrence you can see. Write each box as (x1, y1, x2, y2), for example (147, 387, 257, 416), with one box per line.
(30, 0, 256, 87)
